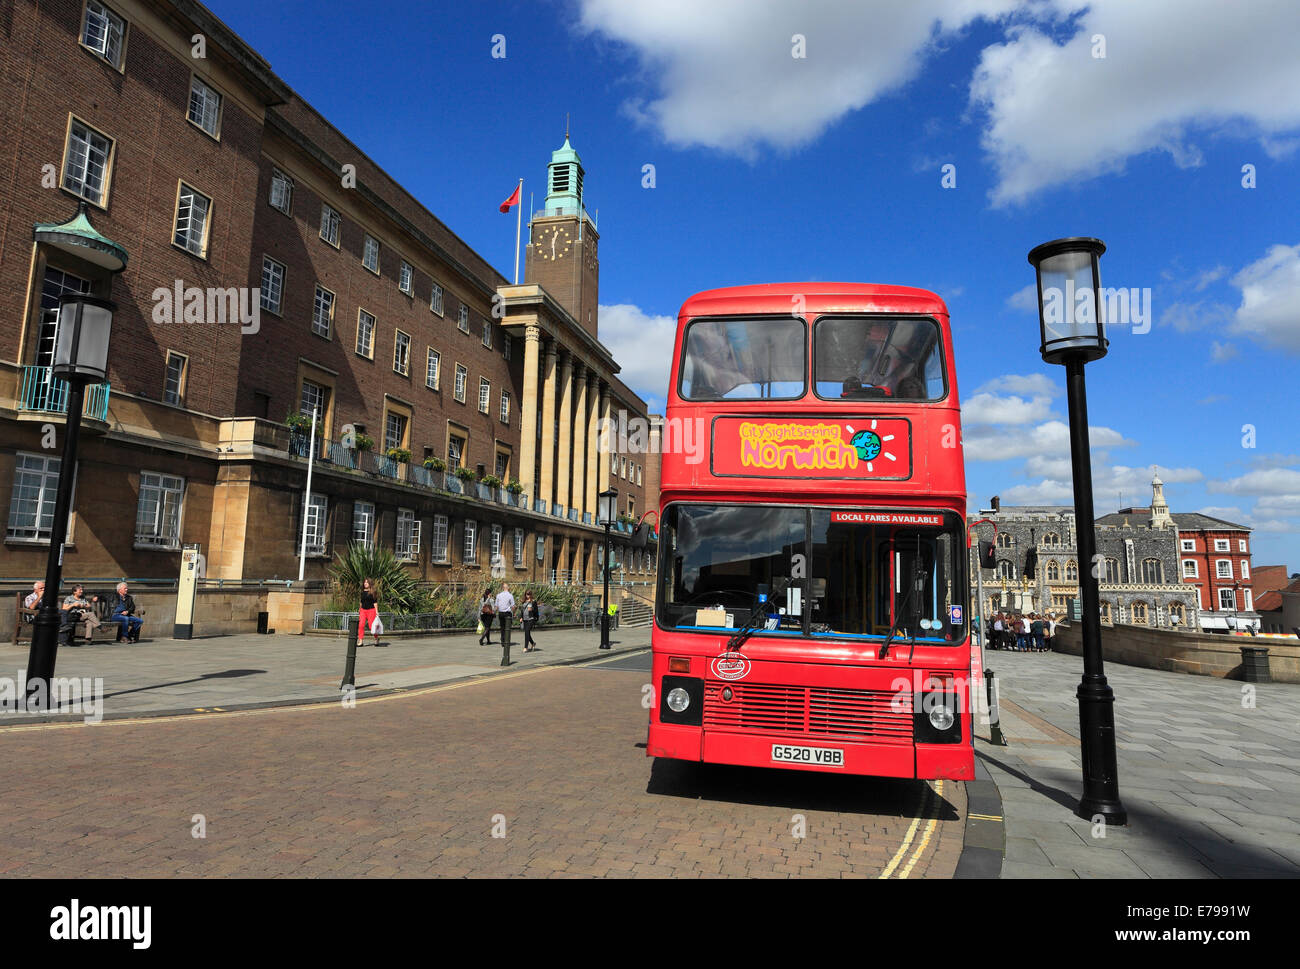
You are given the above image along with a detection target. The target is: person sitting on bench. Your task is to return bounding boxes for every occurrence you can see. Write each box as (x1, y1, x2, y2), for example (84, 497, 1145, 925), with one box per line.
(111, 582, 143, 643)
(61, 585, 102, 642)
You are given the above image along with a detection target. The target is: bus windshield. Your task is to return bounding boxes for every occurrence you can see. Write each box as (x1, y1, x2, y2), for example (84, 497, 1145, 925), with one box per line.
(814, 317, 945, 400)
(680, 318, 805, 400)
(656, 503, 966, 644)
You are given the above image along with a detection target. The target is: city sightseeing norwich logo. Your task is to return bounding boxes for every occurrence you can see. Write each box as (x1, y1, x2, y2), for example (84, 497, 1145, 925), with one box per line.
(737, 421, 896, 473)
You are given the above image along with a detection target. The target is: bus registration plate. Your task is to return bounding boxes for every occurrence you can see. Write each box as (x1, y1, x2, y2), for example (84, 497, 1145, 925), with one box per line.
(771, 744, 844, 767)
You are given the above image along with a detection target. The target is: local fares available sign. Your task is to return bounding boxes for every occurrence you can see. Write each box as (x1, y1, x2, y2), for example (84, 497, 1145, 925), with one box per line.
(712, 417, 911, 479)
(830, 511, 942, 525)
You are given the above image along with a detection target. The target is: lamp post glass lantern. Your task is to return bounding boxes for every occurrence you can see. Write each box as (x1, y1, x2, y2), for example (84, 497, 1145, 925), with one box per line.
(1029, 237, 1126, 825)
(26, 295, 115, 709)
(598, 488, 617, 648)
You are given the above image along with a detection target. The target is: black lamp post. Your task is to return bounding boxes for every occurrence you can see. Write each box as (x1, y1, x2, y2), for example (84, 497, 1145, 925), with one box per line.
(26, 294, 115, 710)
(1028, 237, 1127, 825)
(598, 487, 618, 649)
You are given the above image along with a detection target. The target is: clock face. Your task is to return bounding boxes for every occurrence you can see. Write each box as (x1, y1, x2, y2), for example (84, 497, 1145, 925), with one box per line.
(535, 225, 573, 261)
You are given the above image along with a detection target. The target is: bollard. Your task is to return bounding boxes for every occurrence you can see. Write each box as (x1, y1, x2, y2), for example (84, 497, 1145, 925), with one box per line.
(340, 617, 358, 689)
(500, 614, 511, 667)
(1240, 646, 1271, 683)
(985, 668, 1008, 746)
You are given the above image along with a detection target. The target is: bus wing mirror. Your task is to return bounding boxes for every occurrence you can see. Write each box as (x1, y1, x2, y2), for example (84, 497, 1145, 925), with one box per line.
(979, 540, 996, 570)
(631, 522, 650, 549)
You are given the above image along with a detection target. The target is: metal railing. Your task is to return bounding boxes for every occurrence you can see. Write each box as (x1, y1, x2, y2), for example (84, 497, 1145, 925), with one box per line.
(312, 611, 447, 633)
(18, 366, 110, 421)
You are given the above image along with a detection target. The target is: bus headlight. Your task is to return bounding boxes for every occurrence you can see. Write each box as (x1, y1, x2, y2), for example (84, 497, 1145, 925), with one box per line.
(913, 691, 961, 743)
(666, 688, 691, 713)
(928, 705, 955, 731)
(659, 675, 703, 725)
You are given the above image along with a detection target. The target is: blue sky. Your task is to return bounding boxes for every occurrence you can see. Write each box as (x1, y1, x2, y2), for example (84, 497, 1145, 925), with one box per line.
(209, 0, 1300, 567)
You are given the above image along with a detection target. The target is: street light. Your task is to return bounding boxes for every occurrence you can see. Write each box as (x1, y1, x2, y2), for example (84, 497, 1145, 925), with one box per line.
(1029, 236, 1127, 825)
(26, 294, 115, 710)
(597, 487, 618, 649)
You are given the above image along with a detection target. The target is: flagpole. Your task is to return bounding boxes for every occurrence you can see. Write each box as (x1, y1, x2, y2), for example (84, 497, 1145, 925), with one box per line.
(297, 406, 318, 582)
(513, 178, 523, 284)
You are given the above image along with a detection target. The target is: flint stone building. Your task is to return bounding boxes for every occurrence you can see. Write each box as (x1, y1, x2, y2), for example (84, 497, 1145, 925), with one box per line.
(971, 475, 1202, 630)
(0, 0, 659, 612)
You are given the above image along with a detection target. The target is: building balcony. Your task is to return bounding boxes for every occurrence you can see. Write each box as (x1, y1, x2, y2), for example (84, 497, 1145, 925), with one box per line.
(16, 366, 110, 423)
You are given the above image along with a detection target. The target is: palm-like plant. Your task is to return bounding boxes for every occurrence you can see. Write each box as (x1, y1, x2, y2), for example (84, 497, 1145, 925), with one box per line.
(329, 542, 425, 613)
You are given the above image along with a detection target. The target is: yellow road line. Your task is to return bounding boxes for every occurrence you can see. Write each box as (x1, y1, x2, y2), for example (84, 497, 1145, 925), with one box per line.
(577, 649, 650, 668)
(879, 781, 930, 879)
(0, 665, 555, 733)
(969, 812, 1002, 822)
(897, 780, 943, 879)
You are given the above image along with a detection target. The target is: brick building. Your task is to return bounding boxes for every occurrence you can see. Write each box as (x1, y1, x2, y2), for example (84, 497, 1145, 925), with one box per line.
(1, 0, 658, 593)
(1163, 512, 1258, 633)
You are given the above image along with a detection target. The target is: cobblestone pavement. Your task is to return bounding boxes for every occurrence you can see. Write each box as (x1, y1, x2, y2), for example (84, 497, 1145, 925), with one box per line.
(977, 650, 1300, 878)
(0, 656, 965, 878)
(0, 625, 650, 722)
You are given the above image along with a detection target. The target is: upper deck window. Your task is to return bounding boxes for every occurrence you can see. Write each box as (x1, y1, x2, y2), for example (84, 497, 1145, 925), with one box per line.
(680, 318, 805, 400)
(814, 317, 945, 401)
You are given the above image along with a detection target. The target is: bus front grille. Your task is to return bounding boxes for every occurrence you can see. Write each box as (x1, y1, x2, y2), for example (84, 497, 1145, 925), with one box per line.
(703, 683, 913, 743)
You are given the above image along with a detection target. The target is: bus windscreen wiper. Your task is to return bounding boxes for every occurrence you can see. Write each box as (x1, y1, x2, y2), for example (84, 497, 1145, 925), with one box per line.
(878, 563, 926, 659)
(725, 595, 769, 652)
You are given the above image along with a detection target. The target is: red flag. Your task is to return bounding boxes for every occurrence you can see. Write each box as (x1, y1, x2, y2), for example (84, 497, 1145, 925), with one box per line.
(499, 183, 521, 213)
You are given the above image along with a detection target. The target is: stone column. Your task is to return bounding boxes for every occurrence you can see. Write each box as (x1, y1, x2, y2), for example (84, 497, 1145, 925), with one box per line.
(585, 373, 600, 517)
(598, 386, 612, 498)
(571, 362, 588, 520)
(518, 325, 541, 502)
(556, 350, 573, 515)
(539, 340, 558, 513)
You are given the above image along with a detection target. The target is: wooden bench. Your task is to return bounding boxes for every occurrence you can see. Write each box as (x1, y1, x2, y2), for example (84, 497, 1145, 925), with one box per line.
(12, 591, 118, 646)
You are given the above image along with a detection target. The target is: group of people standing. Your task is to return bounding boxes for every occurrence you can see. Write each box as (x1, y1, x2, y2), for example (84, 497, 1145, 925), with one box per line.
(987, 612, 1057, 652)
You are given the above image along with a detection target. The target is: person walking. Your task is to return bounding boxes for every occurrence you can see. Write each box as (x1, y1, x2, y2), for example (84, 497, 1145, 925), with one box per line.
(520, 590, 539, 652)
(992, 614, 1004, 651)
(495, 583, 515, 649)
(357, 577, 380, 648)
(478, 589, 495, 645)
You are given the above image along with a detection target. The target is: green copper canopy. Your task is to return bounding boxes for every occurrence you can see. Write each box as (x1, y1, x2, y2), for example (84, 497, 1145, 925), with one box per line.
(33, 201, 128, 272)
(545, 136, 584, 213)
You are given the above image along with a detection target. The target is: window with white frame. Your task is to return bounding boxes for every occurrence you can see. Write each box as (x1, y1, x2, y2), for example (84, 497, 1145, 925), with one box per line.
(269, 168, 293, 214)
(320, 204, 341, 246)
(478, 378, 490, 414)
(514, 528, 524, 567)
(187, 75, 222, 137)
(173, 183, 211, 257)
(1180, 539, 1195, 552)
(431, 515, 449, 564)
(1218, 588, 1236, 611)
(454, 364, 467, 402)
(303, 493, 328, 554)
(260, 256, 285, 314)
(6, 453, 65, 540)
(431, 283, 444, 316)
(81, 1, 126, 69)
(356, 310, 375, 358)
(500, 391, 510, 424)
(312, 285, 334, 338)
(352, 501, 374, 549)
(394, 330, 411, 376)
(1243, 589, 1253, 611)
(396, 508, 418, 559)
(1238, 539, 1247, 553)
(458, 303, 469, 332)
(1183, 560, 1198, 578)
(637, 465, 642, 486)
(426, 348, 440, 390)
(448, 434, 465, 468)
(63, 119, 113, 206)
(1216, 560, 1232, 579)
(135, 472, 184, 548)
(363, 235, 380, 273)
(384, 412, 407, 452)
(490, 525, 502, 564)
(300, 379, 326, 420)
(1214, 539, 1230, 552)
(399, 260, 413, 294)
(1241, 560, 1250, 580)
(482, 319, 492, 348)
(163, 351, 187, 405)
(463, 520, 478, 564)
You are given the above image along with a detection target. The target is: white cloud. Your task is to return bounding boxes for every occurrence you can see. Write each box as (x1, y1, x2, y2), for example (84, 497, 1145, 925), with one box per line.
(1229, 243, 1300, 353)
(1158, 299, 1231, 333)
(1210, 340, 1239, 363)
(1195, 266, 1229, 291)
(597, 303, 677, 410)
(969, 1, 1300, 205)
(962, 392, 1052, 426)
(1005, 284, 1038, 312)
(973, 372, 1058, 397)
(574, 0, 1025, 157)
(964, 419, 1134, 461)
(1208, 468, 1300, 496)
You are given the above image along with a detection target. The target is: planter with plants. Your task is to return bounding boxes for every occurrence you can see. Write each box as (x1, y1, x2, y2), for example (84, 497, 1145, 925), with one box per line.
(453, 466, 476, 482)
(386, 447, 411, 464)
(423, 456, 446, 471)
(353, 433, 374, 453)
(480, 474, 502, 501)
(505, 479, 523, 505)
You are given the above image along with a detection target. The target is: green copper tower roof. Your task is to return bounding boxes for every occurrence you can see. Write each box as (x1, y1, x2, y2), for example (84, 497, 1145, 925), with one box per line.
(33, 202, 128, 272)
(544, 135, 584, 214)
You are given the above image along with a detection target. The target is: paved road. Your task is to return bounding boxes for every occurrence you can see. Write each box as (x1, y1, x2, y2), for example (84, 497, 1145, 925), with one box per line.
(0, 651, 965, 878)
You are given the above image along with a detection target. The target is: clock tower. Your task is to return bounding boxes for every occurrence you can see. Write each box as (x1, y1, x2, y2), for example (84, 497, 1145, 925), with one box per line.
(525, 135, 600, 339)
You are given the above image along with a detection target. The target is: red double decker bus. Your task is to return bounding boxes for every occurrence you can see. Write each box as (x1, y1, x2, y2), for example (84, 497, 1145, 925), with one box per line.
(647, 283, 974, 781)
